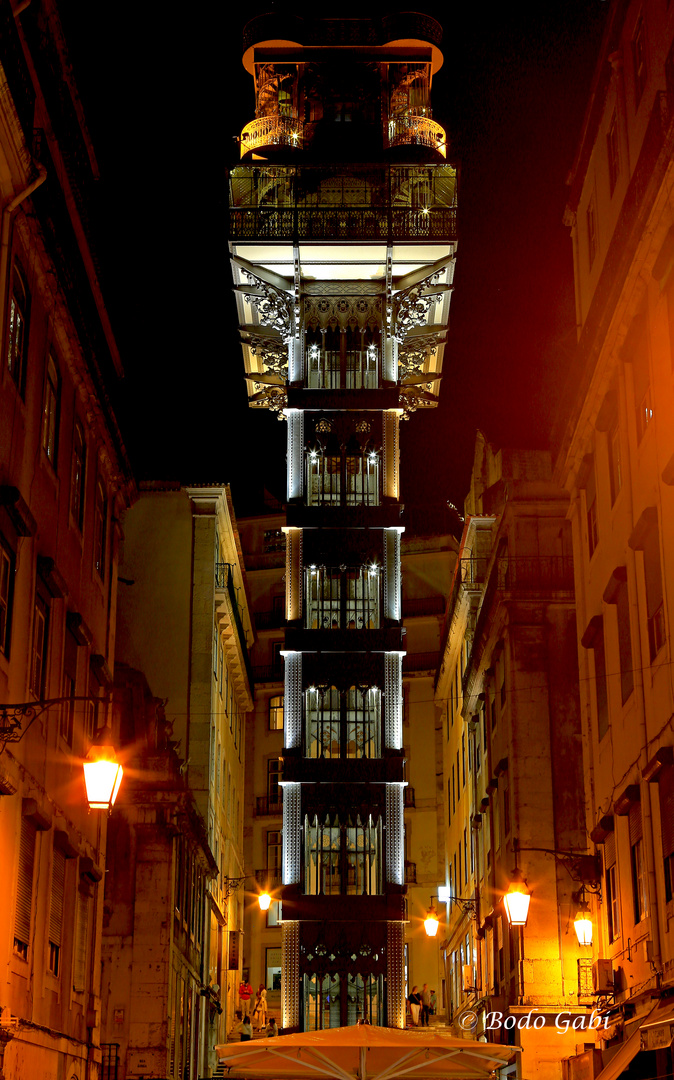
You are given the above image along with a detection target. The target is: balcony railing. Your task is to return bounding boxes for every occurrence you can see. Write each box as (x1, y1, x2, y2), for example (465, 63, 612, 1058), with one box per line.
(229, 164, 457, 243)
(255, 795, 283, 817)
(255, 867, 283, 888)
(496, 555, 575, 594)
(240, 114, 303, 157)
(388, 114, 447, 157)
(215, 563, 254, 691)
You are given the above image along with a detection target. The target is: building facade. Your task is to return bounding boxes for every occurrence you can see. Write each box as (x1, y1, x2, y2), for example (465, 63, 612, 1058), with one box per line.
(100, 665, 218, 1080)
(229, 11, 457, 1030)
(557, 0, 674, 1074)
(0, 2, 134, 1077)
(435, 436, 588, 1080)
(113, 483, 254, 1076)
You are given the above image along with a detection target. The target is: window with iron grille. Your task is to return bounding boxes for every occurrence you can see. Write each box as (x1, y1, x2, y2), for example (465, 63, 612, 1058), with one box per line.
(306, 447, 379, 507)
(304, 813, 381, 895)
(305, 327, 379, 390)
(304, 685, 381, 759)
(305, 565, 381, 630)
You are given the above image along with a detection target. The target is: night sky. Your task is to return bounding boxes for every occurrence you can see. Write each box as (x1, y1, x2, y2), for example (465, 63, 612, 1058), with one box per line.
(59, 1, 608, 517)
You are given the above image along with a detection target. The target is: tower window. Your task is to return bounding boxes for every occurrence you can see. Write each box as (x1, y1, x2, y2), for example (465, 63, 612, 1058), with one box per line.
(305, 565, 381, 630)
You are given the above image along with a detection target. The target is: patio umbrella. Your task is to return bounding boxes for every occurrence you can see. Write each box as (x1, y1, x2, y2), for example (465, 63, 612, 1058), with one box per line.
(215, 1026, 520, 1080)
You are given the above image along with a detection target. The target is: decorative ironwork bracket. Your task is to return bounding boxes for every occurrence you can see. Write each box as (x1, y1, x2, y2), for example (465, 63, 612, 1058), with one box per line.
(0, 696, 97, 745)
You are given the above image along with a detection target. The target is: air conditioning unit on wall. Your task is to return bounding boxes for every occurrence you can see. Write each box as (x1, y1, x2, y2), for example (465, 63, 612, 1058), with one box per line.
(592, 959, 613, 994)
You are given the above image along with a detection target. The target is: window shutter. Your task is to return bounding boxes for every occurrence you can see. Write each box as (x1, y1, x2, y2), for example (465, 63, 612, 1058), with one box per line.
(73, 892, 88, 991)
(604, 829, 616, 868)
(15, 818, 36, 948)
(629, 802, 643, 847)
(49, 848, 66, 947)
(659, 766, 674, 858)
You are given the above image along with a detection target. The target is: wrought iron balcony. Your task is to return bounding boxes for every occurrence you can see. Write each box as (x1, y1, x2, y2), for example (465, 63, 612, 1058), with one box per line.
(228, 164, 457, 243)
(255, 867, 283, 888)
(240, 114, 303, 157)
(388, 114, 447, 157)
(255, 795, 283, 817)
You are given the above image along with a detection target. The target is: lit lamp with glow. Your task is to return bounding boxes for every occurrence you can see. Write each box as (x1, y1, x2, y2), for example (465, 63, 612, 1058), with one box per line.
(258, 892, 272, 912)
(83, 727, 124, 812)
(573, 890, 593, 946)
(503, 868, 531, 927)
(424, 898, 440, 938)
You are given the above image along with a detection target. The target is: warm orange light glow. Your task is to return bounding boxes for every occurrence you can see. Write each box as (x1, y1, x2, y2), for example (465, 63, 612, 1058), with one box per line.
(574, 901, 593, 946)
(503, 870, 531, 927)
(258, 892, 272, 911)
(424, 902, 440, 937)
(83, 729, 123, 811)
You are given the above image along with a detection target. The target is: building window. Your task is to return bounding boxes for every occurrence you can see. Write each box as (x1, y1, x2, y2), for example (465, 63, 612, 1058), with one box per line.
(606, 112, 620, 195)
(306, 446, 380, 507)
(586, 457, 598, 559)
(267, 757, 283, 810)
(305, 328, 379, 390)
(49, 848, 66, 976)
(608, 574, 634, 704)
(660, 767, 674, 902)
(305, 564, 381, 630)
(42, 353, 60, 467)
(264, 528, 285, 553)
(304, 813, 381, 896)
(14, 817, 36, 959)
(604, 831, 620, 943)
(632, 15, 647, 108)
(304, 685, 381, 759)
(70, 420, 86, 529)
(61, 631, 78, 745)
(643, 526, 665, 662)
(582, 616, 608, 741)
(93, 478, 107, 579)
(627, 315, 652, 441)
(587, 195, 598, 270)
(73, 892, 89, 992)
(607, 421, 622, 506)
(629, 803, 647, 923)
(6, 264, 29, 394)
(0, 535, 14, 658)
(269, 694, 284, 730)
(30, 594, 49, 698)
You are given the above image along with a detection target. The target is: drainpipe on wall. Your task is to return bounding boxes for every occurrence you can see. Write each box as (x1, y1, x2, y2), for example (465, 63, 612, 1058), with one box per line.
(0, 164, 48, 345)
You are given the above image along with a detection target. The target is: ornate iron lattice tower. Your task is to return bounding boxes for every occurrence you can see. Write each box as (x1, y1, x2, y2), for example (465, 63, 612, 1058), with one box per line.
(229, 11, 456, 1030)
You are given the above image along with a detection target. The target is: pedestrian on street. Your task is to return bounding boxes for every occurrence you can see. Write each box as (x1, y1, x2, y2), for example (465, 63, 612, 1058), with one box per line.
(237, 1016, 253, 1042)
(267, 1017, 279, 1037)
(408, 986, 421, 1026)
(421, 984, 431, 1027)
(252, 983, 268, 1030)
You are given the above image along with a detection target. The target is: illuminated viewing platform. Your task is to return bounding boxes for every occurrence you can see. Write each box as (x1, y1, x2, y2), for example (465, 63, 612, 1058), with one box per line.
(388, 113, 447, 157)
(228, 163, 457, 241)
(240, 114, 303, 157)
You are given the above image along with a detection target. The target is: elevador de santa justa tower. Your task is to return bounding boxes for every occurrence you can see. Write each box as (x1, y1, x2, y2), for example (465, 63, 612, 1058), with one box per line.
(228, 9, 457, 1031)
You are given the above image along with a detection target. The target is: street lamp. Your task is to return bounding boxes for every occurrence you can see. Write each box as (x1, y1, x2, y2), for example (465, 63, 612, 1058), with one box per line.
(424, 898, 440, 937)
(83, 727, 123, 811)
(503, 867, 531, 928)
(222, 874, 275, 911)
(573, 888, 593, 946)
(0, 696, 124, 812)
(258, 892, 272, 911)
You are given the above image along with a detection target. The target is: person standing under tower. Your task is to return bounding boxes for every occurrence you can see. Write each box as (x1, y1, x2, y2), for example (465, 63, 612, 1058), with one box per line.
(421, 984, 431, 1027)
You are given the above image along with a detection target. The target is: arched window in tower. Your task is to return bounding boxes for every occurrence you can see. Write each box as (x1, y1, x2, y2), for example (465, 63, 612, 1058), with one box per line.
(304, 813, 381, 896)
(306, 441, 380, 507)
(304, 686, 381, 759)
(305, 565, 380, 629)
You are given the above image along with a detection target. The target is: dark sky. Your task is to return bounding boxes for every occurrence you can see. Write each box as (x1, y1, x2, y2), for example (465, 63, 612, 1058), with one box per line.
(59, 1, 608, 516)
